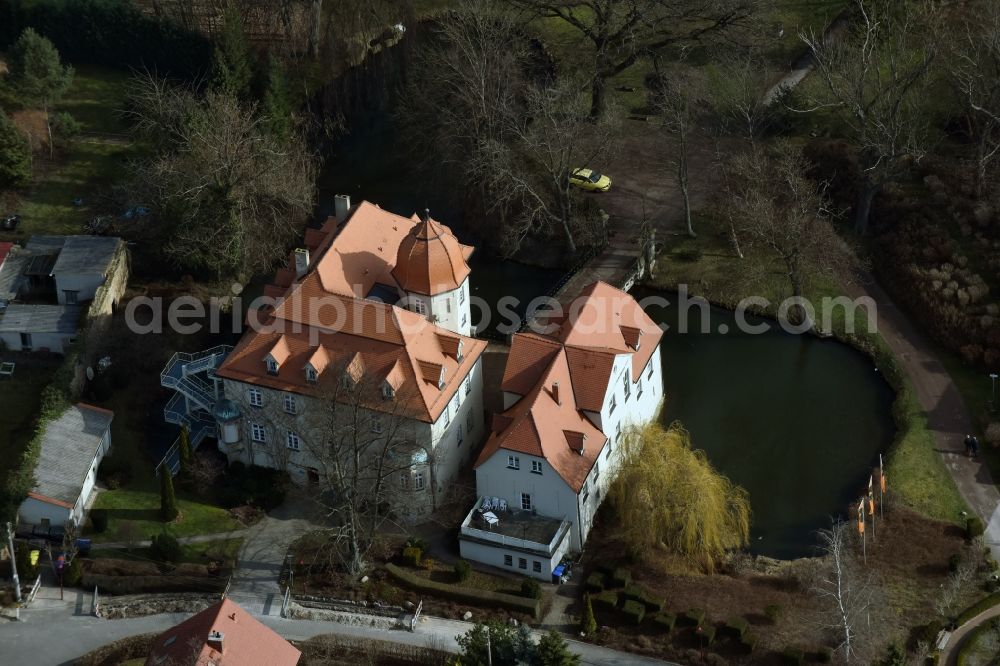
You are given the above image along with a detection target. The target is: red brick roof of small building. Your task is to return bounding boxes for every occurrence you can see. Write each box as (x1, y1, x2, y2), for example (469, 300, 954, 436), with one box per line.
(145, 599, 300, 666)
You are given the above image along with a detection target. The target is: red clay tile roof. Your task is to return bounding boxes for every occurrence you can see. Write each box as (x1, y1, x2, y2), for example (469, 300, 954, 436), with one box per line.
(145, 599, 300, 666)
(500, 333, 562, 396)
(479, 282, 663, 490)
(391, 216, 472, 295)
(26, 491, 73, 509)
(476, 347, 607, 493)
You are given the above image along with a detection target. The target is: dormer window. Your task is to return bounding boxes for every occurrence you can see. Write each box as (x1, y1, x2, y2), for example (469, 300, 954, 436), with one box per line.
(305, 365, 318, 384)
(382, 383, 395, 400)
(265, 356, 279, 376)
(456, 340, 464, 362)
(341, 374, 353, 390)
(438, 367, 447, 390)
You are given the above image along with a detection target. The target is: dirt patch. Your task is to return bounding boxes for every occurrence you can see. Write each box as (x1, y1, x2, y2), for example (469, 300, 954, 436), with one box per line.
(11, 109, 48, 151)
(74, 632, 158, 666)
(578, 505, 975, 663)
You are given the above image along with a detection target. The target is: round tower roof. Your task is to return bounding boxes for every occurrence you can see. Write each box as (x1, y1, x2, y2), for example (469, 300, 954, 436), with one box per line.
(391, 214, 471, 296)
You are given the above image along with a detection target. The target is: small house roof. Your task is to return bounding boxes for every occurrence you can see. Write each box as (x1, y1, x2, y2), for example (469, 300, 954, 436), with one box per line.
(31, 404, 113, 507)
(0, 304, 83, 335)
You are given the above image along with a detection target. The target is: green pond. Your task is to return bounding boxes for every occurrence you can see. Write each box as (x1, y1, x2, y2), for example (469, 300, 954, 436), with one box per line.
(633, 288, 896, 559)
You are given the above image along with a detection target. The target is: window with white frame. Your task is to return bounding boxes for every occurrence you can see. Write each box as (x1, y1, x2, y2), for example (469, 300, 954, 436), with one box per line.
(413, 300, 427, 315)
(250, 423, 266, 443)
(623, 373, 630, 399)
(452, 392, 460, 412)
(507, 455, 520, 470)
(464, 376, 472, 396)
(265, 358, 279, 375)
(637, 377, 643, 397)
(648, 361, 654, 379)
(595, 460, 601, 480)
(443, 404, 451, 427)
(461, 313, 467, 327)
(609, 394, 617, 414)
(305, 366, 318, 383)
(286, 431, 301, 450)
(414, 471, 425, 491)
(531, 460, 542, 474)
(283, 393, 296, 415)
(520, 492, 532, 511)
(616, 421, 622, 444)
(445, 298, 451, 313)
(248, 387, 262, 408)
(371, 413, 383, 434)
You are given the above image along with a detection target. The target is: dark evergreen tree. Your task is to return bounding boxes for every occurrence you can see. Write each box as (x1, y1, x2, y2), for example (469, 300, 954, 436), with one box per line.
(536, 630, 580, 666)
(159, 462, 179, 521)
(580, 592, 597, 636)
(209, 8, 253, 100)
(5, 28, 73, 156)
(0, 110, 31, 187)
(179, 425, 192, 475)
(258, 53, 293, 140)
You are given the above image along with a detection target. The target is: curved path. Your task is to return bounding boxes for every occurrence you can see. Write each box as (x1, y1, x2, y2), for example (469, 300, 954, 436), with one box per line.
(0, 601, 676, 666)
(939, 603, 1000, 665)
(845, 275, 1000, 561)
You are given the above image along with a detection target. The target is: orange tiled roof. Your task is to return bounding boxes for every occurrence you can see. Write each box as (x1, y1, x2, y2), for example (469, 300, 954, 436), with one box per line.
(476, 346, 607, 492)
(391, 216, 473, 295)
(219, 200, 485, 423)
(145, 599, 300, 666)
(479, 282, 663, 490)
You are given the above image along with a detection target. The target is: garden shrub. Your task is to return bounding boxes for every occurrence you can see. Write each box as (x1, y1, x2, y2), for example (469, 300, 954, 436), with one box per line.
(922, 619, 944, 644)
(967, 516, 985, 540)
(653, 612, 676, 633)
(63, 557, 83, 587)
(520, 576, 542, 600)
(217, 465, 288, 511)
(593, 590, 618, 611)
(725, 617, 749, 639)
(585, 571, 605, 593)
(581, 593, 597, 635)
(401, 546, 422, 568)
(765, 603, 782, 623)
(90, 508, 108, 533)
(740, 632, 758, 654)
(684, 608, 706, 626)
(150, 533, 182, 563)
(622, 599, 646, 625)
(454, 559, 471, 583)
(782, 646, 804, 665)
(97, 455, 132, 490)
(610, 567, 631, 587)
(816, 646, 833, 663)
(955, 593, 1000, 626)
(623, 583, 643, 602)
(384, 563, 540, 618)
(697, 624, 716, 647)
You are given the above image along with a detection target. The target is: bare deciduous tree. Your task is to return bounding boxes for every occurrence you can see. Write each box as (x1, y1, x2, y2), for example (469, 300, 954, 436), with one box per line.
(707, 47, 776, 144)
(653, 64, 706, 238)
(123, 73, 317, 282)
(935, 538, 981, 620)
(811, 520, 880, 663)
(800, 0, 937, 235)
(304, 372, 429, 577)
(723, 141, 846, 326)
(507, 0, 756, 117)
(946, 1, 1000, 198)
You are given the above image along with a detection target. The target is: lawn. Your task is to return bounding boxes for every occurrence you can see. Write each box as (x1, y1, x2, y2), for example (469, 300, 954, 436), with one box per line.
(644, 214, 969, 524)
(87, 488, 241, 544)
(90, 537, 243, 567)
(0, 356, 60, 485)
(10, 64, 140, 238)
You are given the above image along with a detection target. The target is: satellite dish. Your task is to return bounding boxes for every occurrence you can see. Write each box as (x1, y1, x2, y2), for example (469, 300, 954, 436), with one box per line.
(86, 367, 95, 381)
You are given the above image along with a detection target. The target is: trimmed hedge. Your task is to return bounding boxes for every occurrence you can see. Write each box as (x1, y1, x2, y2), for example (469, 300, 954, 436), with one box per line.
(454, 559, 471, 583)
(685, 608, 706, 626)
(782, 646, 805, 665)
(593, 590, 618, 611)
(725, 617, 749, 639)
(385, 563, 540, 618)
(741, 632, 758, 654)
(622, 599, 646, 625)
(521, 577, 542, 600)
(957, 621, 998, 666)
(622, 583, 665, 612)
(955, 593, 1000, 626)
(967, 516, 985, 540)
(402, 546, 422, 567)
(610, 567, 631, 587)
(653, 612, 676, 633)
(696, 625, 716, 647)
(585, 571, 606, 593)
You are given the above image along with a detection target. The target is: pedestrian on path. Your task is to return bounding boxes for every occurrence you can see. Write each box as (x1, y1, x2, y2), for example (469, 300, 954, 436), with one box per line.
(966, 434, 976, 458)
(972, 436, 981, 459)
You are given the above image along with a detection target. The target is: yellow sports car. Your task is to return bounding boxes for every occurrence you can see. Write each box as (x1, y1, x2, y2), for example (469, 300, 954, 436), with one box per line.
(570, 168, 612, 192)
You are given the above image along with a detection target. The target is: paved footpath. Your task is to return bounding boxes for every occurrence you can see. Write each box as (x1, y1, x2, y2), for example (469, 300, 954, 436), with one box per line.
(0, 601, 676, 666)
(938, 603, 1000, 665)
(847, 275, 1000, 560)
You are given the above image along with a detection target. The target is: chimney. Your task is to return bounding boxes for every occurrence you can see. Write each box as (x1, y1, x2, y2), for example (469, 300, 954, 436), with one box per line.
(207, 630, 225, 654)
(294, 247, 310, 279)
(334, 194, 351, 223)
(552, 381, 560, 405)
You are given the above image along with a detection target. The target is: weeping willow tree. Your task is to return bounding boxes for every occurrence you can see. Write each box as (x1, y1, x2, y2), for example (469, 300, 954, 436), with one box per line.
(610, 422, 751, 571)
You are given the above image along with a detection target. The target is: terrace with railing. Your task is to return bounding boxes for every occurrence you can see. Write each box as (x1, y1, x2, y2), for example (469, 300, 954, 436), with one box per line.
(459, 497, 571, 556)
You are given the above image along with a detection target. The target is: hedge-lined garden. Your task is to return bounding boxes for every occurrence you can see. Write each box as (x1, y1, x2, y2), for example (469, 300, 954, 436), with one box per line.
(385, 563, 541, 619)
